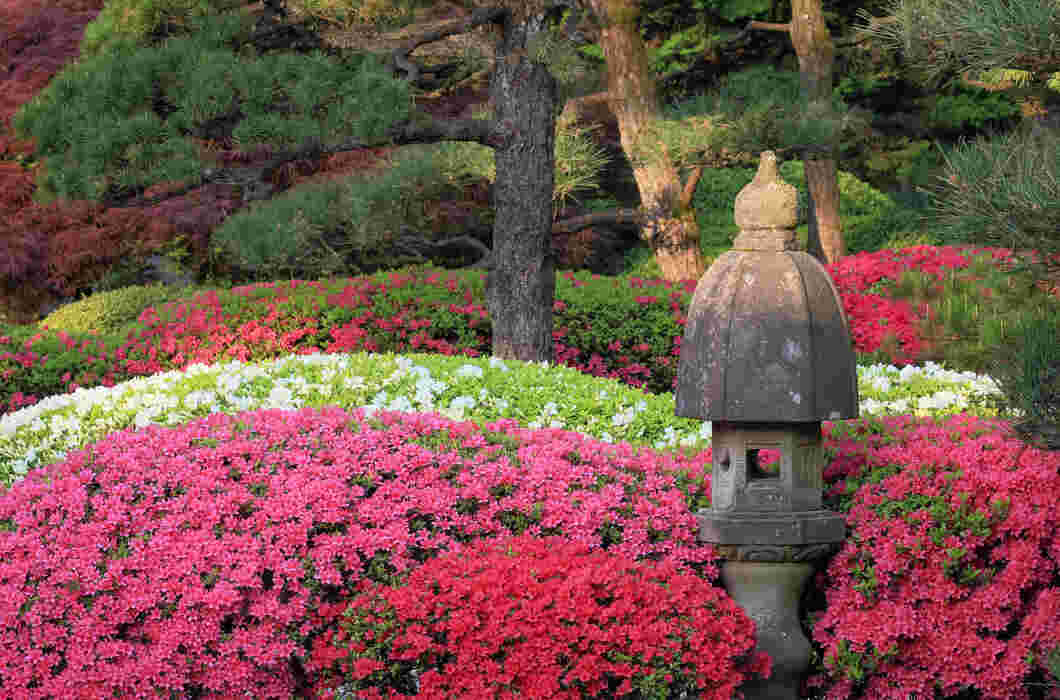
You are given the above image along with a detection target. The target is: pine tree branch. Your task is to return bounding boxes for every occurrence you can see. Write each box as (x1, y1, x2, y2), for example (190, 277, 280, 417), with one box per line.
(746, 20, 791, 34)
(389, 6, 510, 84)
(679, 165, 703, 211)
(551, 208, 646, 234)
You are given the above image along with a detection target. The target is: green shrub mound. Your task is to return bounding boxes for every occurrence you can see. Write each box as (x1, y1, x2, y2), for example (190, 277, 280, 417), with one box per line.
(38, 283, 213, 337)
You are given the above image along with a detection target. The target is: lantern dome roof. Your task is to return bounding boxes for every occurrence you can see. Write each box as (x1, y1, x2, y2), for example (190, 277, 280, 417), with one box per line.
(675, 151, 858, 423)
(675, 250, 859, 422)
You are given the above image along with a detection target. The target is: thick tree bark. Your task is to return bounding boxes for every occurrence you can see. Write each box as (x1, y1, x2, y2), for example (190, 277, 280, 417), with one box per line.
(585, 0, 706, 283)
(486, 17, 558, 363)
(748, 0, 844, 264)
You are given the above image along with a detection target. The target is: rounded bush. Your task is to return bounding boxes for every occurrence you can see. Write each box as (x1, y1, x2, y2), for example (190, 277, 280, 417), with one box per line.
(0, 405, 715, 698)
(812, 414, 1060, 699)
(311, 534, 766, 700)
(38, 283, 206, 337)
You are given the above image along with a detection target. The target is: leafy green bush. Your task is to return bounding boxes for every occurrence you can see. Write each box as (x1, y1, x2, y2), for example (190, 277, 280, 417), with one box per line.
(13, 13, 411, 203)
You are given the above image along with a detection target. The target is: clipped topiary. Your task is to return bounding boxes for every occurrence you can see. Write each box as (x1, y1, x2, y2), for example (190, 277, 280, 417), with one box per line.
(310, 534, 766, 700)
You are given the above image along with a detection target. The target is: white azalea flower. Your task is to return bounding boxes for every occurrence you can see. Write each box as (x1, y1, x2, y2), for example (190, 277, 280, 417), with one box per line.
(456, 364, 484, 379)
(388, 396, 414, 412)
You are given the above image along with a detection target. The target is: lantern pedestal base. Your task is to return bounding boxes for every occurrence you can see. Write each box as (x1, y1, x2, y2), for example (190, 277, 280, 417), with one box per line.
(721, 560, 813, 700)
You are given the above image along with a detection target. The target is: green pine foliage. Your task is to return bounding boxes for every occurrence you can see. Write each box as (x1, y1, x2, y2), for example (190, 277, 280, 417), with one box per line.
(923, 84, 1021, 136)
(78, 0, 242, 57)
(13, 12, 412, 203)
(209, 102, 614, 284)
(206, 157, 414, 283)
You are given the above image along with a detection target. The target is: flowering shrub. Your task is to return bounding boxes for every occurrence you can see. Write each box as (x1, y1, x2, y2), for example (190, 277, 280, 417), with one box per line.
(0, 405, 716, 698)
(1, 353, 719, 490)
(4, 246, 1028, 417)
(811, 414, 1060, 699)
(309, 535, 768, 700)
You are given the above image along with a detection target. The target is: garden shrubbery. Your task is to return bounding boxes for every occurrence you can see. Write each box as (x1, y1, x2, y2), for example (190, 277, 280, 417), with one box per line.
(311, 535, 767, 700)
(3, 245, 1047, 419)
(812, 414, 1060, 700)
(0, 404, 721, 698)
(1, 384, 1057, 698)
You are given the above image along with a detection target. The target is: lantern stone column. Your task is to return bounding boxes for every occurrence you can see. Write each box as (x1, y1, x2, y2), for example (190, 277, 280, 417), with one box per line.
(675, 152, 857, 700)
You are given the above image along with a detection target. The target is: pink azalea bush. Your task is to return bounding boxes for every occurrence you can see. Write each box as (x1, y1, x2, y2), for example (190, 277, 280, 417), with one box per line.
(2, 245, 1029, 417)
(810, 414, 1060, 700)
(0, 405, 719, 698)
(308, 534, 768, 700)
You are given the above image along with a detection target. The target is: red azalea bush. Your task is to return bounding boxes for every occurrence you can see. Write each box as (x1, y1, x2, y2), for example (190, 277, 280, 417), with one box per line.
(0, 406, 718, 698)
(811, 414, 1060, 699)
(3, 245, 1027, 418)
(309, 535, 768, 700)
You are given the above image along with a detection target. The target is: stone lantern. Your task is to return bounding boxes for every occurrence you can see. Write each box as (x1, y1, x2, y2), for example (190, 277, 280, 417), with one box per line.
(675, 151, 857, 699)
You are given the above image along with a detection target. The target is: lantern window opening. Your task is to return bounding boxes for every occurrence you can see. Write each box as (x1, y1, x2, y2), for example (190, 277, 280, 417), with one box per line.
(746, 445, 781, 480)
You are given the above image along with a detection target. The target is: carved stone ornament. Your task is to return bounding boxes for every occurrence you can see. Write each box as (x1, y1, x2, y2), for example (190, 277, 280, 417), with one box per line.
(714, 542, 842, 563)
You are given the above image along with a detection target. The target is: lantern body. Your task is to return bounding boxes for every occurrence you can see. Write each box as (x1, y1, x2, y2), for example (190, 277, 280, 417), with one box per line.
(674, 151, 857, 557)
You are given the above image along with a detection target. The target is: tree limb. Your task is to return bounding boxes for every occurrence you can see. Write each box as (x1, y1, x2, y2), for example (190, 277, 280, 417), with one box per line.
(389, 6, 509, 84)
(392, 230, 495, 269)
(746, 20, 791, 34)
(551, 207, 646, 234)
(679, 165, 703, 211)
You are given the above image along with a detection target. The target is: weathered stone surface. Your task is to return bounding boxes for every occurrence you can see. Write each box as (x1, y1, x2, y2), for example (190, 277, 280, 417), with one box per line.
(675, 249, 858, 422)
(733, 150, 798, 234)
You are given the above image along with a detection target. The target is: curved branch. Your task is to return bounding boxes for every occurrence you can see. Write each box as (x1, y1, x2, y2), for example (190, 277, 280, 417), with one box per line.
(551, 207, 646, 234)
(392, 229, 494, 269)
(388, 6, 509, 83)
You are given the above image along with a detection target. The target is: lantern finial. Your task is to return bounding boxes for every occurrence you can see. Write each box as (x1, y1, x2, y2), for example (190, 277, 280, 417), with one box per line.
(732, 151, 799, 251)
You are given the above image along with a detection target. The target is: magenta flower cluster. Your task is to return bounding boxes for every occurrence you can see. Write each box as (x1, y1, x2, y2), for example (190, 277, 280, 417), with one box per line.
(811, 414, 1060, 700)
(309, 534, 768, 700)
(0, 406, 717, 698)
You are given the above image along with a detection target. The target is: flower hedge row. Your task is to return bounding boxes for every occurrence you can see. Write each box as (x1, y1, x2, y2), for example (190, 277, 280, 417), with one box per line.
(2, 245, 1018, 418)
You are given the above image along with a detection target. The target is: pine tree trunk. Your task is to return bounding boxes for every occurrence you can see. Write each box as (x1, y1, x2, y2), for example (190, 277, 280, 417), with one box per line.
(587, 0, 706, 283)
(804, 158, 844, 263)
(790, 0, 843, 264)
(486, 22, 559, 363)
